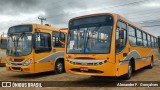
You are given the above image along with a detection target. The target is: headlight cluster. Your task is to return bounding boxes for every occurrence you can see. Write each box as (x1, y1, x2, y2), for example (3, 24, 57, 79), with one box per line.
(23, 59, 32, 66)
(6, 59, 11, 65)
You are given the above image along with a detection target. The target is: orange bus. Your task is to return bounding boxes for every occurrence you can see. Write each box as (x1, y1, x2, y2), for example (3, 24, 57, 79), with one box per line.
(0, 33, 7, 66)
(64, 13, 159, 79)
(6, 24, 67, 74)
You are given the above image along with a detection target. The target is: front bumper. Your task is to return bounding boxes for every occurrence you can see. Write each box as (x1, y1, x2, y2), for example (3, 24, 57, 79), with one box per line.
(65, 59, 116, 76)
(6, 63, 35, 73)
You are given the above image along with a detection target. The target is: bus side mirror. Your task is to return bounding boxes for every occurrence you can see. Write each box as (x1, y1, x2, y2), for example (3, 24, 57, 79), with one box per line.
(59, 32, 65, 45)
(120, 30, 124, 39)
(117, 26, 124, 46)
(118, 26, 124, 39)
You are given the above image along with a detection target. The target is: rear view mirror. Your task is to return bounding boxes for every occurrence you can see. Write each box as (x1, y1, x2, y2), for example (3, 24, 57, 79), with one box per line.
(118, 26, 124, 39)
(120, 30, 125, 39)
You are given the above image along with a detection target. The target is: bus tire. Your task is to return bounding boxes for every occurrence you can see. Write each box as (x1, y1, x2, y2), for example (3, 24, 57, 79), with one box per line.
(54, 59, 65, 74)
(121, 61, 132, 80)
(146, 56, 153, 69)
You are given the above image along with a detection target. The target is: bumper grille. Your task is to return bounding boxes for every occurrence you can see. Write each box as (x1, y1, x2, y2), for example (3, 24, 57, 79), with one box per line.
(12, 67, 21, 71)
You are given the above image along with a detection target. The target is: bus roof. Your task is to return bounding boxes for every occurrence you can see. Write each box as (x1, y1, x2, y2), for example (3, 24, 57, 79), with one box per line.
(60, 28, 68, 33)
(35, 24, 60, 32)
(69, 13, 157, 38)
(10, 23, 61, 32)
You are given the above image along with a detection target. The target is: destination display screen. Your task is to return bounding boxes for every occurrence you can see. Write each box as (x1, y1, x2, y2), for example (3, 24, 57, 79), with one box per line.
(69, 15, 113, 29)
(8, 25, 32, 34)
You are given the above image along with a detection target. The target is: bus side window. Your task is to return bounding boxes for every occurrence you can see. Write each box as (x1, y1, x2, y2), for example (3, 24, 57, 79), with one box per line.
(116, 21, 127, 53)
(52, 31, 65, 48)
(35, 32, 52, 53)
(116, 28, 127, 53)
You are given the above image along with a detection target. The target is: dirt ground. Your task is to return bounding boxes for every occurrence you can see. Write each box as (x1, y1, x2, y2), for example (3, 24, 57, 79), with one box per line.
(0, 60, 160, 90)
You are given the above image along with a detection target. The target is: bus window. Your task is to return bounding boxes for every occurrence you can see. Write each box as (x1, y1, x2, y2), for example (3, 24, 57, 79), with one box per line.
(128, 25, 136, 46)
(35, 32, 51, 53)
(147, 34, 151, 47)
(85, 26, 112, 53)
(116, 26, 127, 53)
(136, 30, 143, 46)
(151, 36, 154, 48)
(142, 32, 147, 47)
(52, 31, 65, 48)
(0, 39, 7, 49)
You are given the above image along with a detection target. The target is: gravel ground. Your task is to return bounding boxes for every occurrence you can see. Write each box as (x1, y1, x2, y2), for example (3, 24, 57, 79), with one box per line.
(0, 60, 160, 90)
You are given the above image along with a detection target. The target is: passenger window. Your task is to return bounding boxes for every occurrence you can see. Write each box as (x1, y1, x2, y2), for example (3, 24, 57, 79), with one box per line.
(116, 21, 127, 53)
(156, 38, 158, 48)
(151, 36, 154, 47)
(136, 30, 143, 46)
(35, 32, 51, 53)
(147, 35, 151, 47)
(142, 32, 147, 47)
(157, 38, 160, 48)
(128, 25, 136, 46)
(52, 31, 65, 48)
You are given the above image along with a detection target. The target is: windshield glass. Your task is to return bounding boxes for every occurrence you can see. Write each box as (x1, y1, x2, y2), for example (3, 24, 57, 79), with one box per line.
(7, 33, 32, 56)
(67, 15, 113, 54)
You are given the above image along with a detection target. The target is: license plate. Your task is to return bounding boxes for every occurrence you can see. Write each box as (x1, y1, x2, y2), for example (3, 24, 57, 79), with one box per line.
(80, 67, 88, 71)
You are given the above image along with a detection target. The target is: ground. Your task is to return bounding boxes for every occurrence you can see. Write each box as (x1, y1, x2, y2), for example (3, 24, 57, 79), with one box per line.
(0, 60, 160, 90)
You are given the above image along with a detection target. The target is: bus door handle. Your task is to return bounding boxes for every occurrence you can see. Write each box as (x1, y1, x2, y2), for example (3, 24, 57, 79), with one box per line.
(123, 53, 128, 57)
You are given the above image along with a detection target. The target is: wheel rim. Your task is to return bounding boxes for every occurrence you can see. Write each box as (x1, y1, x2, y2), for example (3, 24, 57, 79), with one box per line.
(128, 63, 132, 77)
(57, 63, 63, 72)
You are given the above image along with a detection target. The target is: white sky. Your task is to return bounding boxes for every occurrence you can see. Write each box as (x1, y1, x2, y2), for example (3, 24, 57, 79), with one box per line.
(0, 0, 160, 36)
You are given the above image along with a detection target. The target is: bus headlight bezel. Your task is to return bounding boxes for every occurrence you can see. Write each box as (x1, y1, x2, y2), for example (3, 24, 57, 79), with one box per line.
(23, 59, 32, 66)
(6, 59, 11, 65)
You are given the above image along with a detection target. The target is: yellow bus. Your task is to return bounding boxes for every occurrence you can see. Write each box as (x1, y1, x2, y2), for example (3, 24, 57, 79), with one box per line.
(6, 24, 67, 74)
(0, 33, 7, 66)
(64, 13, 159, 79)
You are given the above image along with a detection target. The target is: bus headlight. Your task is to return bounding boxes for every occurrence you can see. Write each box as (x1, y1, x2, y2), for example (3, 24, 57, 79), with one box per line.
(23, 59, 32, 66)
(6, 60, 11, 65)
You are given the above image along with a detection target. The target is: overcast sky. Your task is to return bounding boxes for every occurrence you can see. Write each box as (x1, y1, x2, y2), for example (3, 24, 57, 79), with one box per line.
(0, 0, 160, 36)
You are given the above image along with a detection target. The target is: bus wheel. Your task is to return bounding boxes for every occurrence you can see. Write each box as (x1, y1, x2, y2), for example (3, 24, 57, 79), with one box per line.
(146, 56, 153, 69)
(121, 61, 132, 80)
(54, 60, 65, 74)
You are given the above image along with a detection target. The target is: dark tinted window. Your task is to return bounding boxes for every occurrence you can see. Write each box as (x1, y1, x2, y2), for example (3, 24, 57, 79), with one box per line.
(52, 31, 65, 48)
(128, 25, 136, 46)
(116, 21, 127, 53)
(69, 15, 113, 29)
(117, 21, 127, 30)
(142, 32, 147, 47)
(136, 30, 143, 46)
(0, 39, 7, 49)
(8, 25, 32, 34)
(147, 34, 151, 47)
(35, 32, 51, 53)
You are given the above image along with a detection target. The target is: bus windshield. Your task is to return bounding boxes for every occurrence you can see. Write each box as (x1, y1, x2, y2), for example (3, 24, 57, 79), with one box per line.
(7, 33, 32, 56)
(67, 15, 113, 54)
